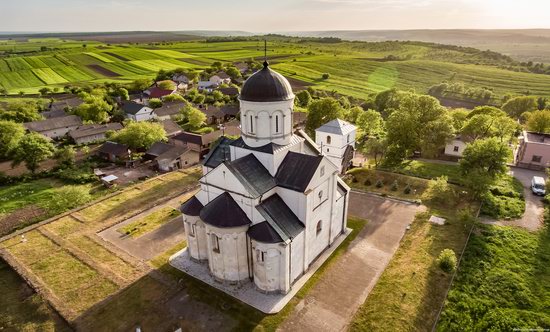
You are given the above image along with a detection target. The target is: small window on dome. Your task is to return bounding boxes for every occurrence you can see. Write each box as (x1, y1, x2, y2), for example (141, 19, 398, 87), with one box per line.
(249, 115, 254, 134)
(327, 135, 332, 144)
(275, 115, 280, 133)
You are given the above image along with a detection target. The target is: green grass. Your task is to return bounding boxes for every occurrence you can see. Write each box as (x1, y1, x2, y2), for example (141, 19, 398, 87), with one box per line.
(383, 160, 463, 184)
(0, 259, 70, 332)
(0, 179, 59, 216)
(347, 168, 428, 200)
(32, 68, 68, 84)
(117, 206, 182, 238)
(481, 175, 526, 219)
(437, 225, 550, 331)
(350, 204, 476, 331)
(83, 52, 114, 63)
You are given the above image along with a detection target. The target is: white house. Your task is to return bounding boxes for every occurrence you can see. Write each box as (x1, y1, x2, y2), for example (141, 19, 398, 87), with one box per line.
(178, 61, 350, 295)
(121, 101, 155, 122)
(172, 73, 190, 84)
(209, 71, 231, 85)
(198, 81, 218, 92)
(444, 136, 468, 157)
(24, 115, 82, 139)
(315, 119, 357, 173)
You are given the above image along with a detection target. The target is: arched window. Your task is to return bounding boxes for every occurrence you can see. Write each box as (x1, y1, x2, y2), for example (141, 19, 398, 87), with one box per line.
(327, 135, 332, 144)
(275, 115, 280, 133)
(249, 114, 254, 134)
(316, 220, 322, 235)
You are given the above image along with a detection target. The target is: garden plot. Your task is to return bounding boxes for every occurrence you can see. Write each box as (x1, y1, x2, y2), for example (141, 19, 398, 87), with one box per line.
(147, 49, 196, 58)
(83, 52, 114, 63)
(32, 68, 68, 84)
(53, 65, 95, 82)
(5, 57, 33, 71)
(0, 71, 45, 90)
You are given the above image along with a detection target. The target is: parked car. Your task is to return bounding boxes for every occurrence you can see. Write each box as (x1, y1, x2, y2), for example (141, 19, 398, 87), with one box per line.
(531, 176, 546, 196)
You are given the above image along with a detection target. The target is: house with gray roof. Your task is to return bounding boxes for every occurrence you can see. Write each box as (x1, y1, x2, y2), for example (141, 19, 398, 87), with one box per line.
(69, 123, 123, 145)
(24, 115, 82, 139)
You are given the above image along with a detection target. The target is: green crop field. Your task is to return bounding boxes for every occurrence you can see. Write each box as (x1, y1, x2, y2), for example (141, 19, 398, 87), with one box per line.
(1, 38, 550, 99)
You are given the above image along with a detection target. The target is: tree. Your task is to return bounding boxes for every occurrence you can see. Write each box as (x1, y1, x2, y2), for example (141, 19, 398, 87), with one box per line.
(466, 105, 504, 118)
(39, 87, 51, 96)
(157, 80, 176, 90)
(502, 96, 537, 119)
(356, 109, 384, 137)
(224, 66, 242, 80)
(322, 73, 330, 79)
(460, 138, 510, 179)
(131, 79, 152, 92)
(362, 137, 387, 166)
(148, 98, 163, 108)
(385, 94, 454, 160)
(525, 110, 550, 133)
(461, 114, 496, 140)
(74, 94, 110, 123)
(450, 108, 470, 132)
(374, 88, 409, 117)
(0, 120, 25, 160)
(11, 132, 55, 173)
(193, 94, 205, 104)
(112, 121, 166, 150)
(0, 100, 43, 123)
(345, 105, 363, 123)
(163, 94, 186, 103)
(187, 107, 207, 130)
(305, 98, 345, 137)
(54, 146, 76, 168)
(421, 176, 456, 206)
(212, 90, 224, 102)
(537, 97, 548, 110)
(295, 90, 312, 107)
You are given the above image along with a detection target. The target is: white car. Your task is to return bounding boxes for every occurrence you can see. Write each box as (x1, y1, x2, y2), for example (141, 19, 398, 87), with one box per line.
(531, 176, 546, 196)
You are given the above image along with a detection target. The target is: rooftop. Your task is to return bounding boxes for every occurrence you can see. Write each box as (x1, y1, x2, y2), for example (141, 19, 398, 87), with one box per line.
(316, 118, 356, 135)
(69, 123, 123, 139)
(276, 151, 323, 192)
(240, 62, 294, 103)
(200, 192, 251, 228)
(24, 115, 82, 132)
(224, 154, 276, 198)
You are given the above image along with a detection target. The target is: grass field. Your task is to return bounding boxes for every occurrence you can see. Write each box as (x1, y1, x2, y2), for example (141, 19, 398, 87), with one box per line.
(437, 225, 550, 331)
(117, 206, 182, 238)
(350, 197, 477, 331)
(2, 39, 550, 99)
(0, 169, 200, 321)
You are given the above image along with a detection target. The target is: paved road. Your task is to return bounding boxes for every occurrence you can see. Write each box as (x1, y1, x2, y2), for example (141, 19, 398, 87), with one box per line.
(483, 167, 545, 231)
(279, 191, 425, 332)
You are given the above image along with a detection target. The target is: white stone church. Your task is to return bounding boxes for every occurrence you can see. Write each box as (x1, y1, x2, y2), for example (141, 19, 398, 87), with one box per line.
(178, 61, 356, 295)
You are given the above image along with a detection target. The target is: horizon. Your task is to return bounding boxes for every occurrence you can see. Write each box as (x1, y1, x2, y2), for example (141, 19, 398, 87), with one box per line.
(3, 0, 550, 32)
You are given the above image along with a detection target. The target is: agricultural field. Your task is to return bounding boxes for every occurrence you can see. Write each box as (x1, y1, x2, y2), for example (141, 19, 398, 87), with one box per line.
(1, 38, 550, 101)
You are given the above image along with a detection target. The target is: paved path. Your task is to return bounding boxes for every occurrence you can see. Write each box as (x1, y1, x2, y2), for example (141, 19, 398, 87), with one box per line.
(99, 191, 194, 260)
(279, 191, 425, 332)
(481, 167, 545, 231)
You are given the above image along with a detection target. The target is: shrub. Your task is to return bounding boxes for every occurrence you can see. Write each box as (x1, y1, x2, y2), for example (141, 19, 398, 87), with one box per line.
(44, 186, 93, 214)
(352, 176, 358, 183)
(404, 184, 412, 194)
(322, 73, 330, 79)
(390, 180, 398, 191)
(421, 176, 455, 206)
(375, 179, 384, 188)
(438, 249, 457, 273)
(364, 178, 372, 186)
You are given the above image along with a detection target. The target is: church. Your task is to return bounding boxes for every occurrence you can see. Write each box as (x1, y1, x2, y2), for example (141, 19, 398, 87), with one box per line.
(178, 61, 354, 295)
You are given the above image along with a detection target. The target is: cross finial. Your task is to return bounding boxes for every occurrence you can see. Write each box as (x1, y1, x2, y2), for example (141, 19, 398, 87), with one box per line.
(263, 39, 268, 68)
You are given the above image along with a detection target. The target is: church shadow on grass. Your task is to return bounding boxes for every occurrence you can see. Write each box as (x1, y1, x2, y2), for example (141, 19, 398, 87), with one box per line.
(72, 218, 366, 332)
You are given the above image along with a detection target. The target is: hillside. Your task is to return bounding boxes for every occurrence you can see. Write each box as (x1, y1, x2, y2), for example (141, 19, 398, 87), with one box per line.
(1, 37, 550, 102)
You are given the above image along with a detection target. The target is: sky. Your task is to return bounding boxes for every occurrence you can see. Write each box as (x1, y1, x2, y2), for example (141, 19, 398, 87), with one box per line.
(2, 0, 550, 32)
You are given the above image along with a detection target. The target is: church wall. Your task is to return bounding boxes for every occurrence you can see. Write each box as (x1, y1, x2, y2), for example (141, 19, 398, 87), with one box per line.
(251, 240, 289, 293)
(183, 216, 208, 261)
(290, 231, 305, 283)
(239, 99, 294, 147)
(305, 180, 333, 263)
(331, 184, 347, 243)
(205, 224, 249, 282)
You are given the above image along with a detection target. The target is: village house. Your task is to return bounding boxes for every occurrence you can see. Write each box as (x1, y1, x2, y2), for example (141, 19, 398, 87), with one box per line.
(218, 87, 239, 98)
(198, 81, 218, 92)
(48, 96, 84, 112)
(444, 136, 469, 158)
(97, 141, 130, 162)
(175, 61, 351, 297)
(144, 142, 198, 172)
(40, 109, 67, 119)
(233, 62, 249, 74)
(315, 119, 357, 173)
(24, 115, 82, 139)
(121, 101, 155, 122)
(209, 71, 231, 85)
(172, 73, 190, 84)
(197, 104, 224, 125)
(220, 104, 239, 121)
(161, 119, 183, 137)
(144, 81, 178, 99)
(68, 123, 123, 145)
(153, 101, 186, 120)
(516, 131, 550, 169)
(170, 131, 219, 158)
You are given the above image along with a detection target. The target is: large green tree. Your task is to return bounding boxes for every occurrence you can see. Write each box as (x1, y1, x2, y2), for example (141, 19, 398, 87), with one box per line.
(502, 96, 537, 119)
(356, 109, 385, 137)
(0, 120, 25, 160)
(525, 109, 550, 133)
(460, 137, 510, 178)
(374, 89, 410, 118)
(0, 100, 43, 123)
(385, 94, 454, 160)
(112, 122, 166, 150)
(11, 132, 55, 173)
(75, 93, 111, 123)
(186, 107, 207, 130)
(305, 97, 345, 137)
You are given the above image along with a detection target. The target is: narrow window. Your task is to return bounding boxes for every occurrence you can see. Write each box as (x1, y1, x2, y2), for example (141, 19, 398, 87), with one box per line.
(256, 249, 265, 263)
(249, 115, 254, 133)
(275, 115, 280, 133)
(211, 234, 220, 253)
(320, 166, 325, 177)
(318, 190, 323, 202)
(532, 155, 542, 163)
(327, 135, 332, 144)
(316, 220, 322, 235)
(189, 223, 195, 237)
(453, 146, 459, 152)
(347, 135, 350, 143)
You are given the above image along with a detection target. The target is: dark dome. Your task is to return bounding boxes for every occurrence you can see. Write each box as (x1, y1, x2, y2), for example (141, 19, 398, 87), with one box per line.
(240, 62, 294, 102)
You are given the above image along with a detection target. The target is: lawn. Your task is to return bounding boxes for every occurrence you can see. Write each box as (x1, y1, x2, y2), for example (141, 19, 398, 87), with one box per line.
(480, 175, 525, 219)
(117, 206, 182, 238)
(346, 168, 429, 201)
(437, 225, 550, 331)
(0, 258, 70, 332)
(350, 203, 477, 331)
(382, 160, 463, 184)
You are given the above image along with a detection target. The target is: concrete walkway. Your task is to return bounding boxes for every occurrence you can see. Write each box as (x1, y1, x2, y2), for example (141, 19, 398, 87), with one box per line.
(99, 191, 195, 260)
(279, 191, 425, 332)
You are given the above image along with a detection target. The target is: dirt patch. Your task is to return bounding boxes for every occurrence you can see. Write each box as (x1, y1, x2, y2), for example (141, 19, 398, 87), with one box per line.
(104, 52, 129, 61)
(286, 76, 314, 91)
(97, 164, 157, 186)
(0, 205, 47, 236)
(86, 64, 120, 77)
